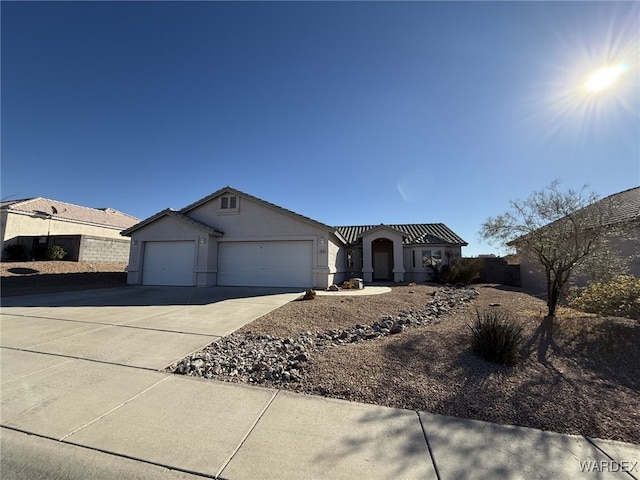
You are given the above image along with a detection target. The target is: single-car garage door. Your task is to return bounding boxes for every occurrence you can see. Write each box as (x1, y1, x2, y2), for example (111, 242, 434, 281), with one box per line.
(218, 241, 313, 288)
(142, 241, 195, 286)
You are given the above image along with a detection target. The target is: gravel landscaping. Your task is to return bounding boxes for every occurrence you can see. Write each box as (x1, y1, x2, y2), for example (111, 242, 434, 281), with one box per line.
(170, 283, 640, 445)
(3, 262, 637, 444)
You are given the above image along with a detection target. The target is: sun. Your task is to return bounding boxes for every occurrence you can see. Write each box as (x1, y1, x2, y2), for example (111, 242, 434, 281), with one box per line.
(583, 62, 629, 93)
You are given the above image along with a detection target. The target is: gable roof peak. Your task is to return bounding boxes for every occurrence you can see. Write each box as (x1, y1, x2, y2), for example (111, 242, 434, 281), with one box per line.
(121, 208, 223, 237)
(180, 186, 334, 232)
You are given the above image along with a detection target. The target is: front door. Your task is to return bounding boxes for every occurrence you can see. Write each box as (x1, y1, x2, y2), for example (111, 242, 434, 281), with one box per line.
(373, 251, 390, 280)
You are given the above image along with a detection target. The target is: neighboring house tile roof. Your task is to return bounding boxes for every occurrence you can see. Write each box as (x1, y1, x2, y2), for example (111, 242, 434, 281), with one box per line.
(1, 197, 139, 230)
(507, 186, 640, 246)
(336, 224, 467, 246)
(600, 186, 640, 226)
(121, 209, 224, 237)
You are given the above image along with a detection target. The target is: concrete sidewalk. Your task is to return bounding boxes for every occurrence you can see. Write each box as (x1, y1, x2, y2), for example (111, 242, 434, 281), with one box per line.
(2, 287, 638, 479)
(2, 354, 638, 480)
(2, 370, 638, 479)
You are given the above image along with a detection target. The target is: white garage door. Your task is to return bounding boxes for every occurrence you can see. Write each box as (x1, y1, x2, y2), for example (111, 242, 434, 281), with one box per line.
(218, 241, 313, 287)
(142, 241, 195, 286)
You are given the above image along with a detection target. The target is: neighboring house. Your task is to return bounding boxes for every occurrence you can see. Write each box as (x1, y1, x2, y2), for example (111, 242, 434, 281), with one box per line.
(516, 186, 640, 293)
(121, 186, 467, 288)
(1, 197, 139, 263)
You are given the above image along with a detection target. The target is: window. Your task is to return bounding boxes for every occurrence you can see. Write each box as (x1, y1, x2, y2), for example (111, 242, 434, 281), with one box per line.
(221, 195, 237, 209)
(346, 250, 355, 268)
(422, 249, 442, 268)
(412, 250, 416, 268)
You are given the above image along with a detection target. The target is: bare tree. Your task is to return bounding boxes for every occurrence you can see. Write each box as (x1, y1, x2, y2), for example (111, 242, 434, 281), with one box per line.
(480, 181, 625, 322)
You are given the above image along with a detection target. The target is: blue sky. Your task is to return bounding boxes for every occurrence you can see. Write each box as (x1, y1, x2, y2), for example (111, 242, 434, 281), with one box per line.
(2, 1, 638, 256)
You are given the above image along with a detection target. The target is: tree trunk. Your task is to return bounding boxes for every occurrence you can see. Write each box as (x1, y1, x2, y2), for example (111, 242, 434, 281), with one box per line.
(542, 314, 554, 332)
(546, 274, 561, 319)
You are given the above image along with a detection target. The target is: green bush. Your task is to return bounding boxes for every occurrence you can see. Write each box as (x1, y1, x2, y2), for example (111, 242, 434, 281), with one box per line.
(46, 245, 67, 260)
(440, 258, 482, 285)
(469, 309, 524, 365)
(568, 275, 640, 319)
(3, 243, 28, 261)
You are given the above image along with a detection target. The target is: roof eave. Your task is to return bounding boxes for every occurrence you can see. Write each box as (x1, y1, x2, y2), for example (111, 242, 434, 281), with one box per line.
(121, 209, 223, 237)
(180, 186, 336, 233)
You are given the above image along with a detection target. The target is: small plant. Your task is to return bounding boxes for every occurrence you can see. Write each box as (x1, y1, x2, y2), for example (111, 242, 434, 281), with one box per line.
(440, 258, 482, 285)
(46, 245, 67, 261)
(3, 243, 28, 261)
(302, 288, 316, 300)
(568, 275, 640, 319)
(469, 309, 523, 365)
(341, 279, 354, 289)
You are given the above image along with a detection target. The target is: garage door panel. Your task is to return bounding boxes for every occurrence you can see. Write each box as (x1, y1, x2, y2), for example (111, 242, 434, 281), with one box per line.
(142, 241, 195, 286)
(218, 241, 312, 288)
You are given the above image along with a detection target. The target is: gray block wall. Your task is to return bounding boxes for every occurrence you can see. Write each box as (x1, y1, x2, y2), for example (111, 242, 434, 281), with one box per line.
(5, 235, 130, 263)
(477, 257, 521, 287)
(78, 235, 131, 263)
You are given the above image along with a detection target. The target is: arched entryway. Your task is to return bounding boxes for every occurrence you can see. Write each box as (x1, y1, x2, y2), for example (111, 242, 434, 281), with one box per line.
(361, 226, 405, 283)
(372, 238, 393, 280)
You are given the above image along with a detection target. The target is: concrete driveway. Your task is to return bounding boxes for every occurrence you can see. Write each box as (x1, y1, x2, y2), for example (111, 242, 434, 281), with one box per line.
(2, 286, 639, 479)
(1, 286, 302, 370)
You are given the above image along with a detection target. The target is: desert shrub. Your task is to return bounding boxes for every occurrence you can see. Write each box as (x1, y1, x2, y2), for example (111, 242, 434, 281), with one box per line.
(440, 258, 482, 285)
(46, 245, 67, 260)
(568, 275, 640, 319)
(469, 309, 523, 365)
(3, 243, 28, 261)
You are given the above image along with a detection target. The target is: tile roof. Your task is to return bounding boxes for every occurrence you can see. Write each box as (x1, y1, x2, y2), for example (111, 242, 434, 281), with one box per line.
(599, 186, 640, 225)
(507, 186, 640, 246)
(1, 197, 139, 230)
(121, 186, 467, 247)
(336, 224, 467, 246)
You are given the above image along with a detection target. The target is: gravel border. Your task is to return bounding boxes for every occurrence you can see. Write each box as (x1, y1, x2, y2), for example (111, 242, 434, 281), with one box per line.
(169, 284, 640, 445)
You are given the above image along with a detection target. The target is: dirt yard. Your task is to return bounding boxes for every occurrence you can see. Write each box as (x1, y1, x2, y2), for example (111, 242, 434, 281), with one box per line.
(207, 284, 640, 444)
(0, 261, 127, 296)
(2, 262, 638, 444)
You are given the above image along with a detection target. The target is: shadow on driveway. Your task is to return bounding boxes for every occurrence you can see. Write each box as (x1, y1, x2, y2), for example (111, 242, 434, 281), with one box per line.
(0, 286, 304, 308)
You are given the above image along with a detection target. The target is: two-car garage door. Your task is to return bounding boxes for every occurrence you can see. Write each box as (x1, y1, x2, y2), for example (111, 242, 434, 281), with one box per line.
(141, 240, 313, 288)
(217, 241, 313, 288)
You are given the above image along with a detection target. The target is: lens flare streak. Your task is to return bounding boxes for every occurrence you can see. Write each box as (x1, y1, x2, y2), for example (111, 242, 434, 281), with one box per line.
(584, 62, 630, 93)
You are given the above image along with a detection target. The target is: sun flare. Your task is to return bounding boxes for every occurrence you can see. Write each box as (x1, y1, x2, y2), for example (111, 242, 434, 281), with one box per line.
(584, 62, 629, 93)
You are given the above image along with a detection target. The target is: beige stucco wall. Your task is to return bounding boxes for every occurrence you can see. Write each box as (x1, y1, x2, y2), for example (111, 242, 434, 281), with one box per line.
(2, 212, 126, 243)
(402, 245, 462, 283)
(127, 196, 340, 288)
(335, 243, 464, 284)
(519, 225, 640, 294)
(0, 211, 8, 247)
(613, 224, 640, 278)
(125, 215, 207, 286)
(188, 197, 336, 288)
(186, 197, 325, 239)
(361, 229, 405, 283)
(327, 235, 346, 285)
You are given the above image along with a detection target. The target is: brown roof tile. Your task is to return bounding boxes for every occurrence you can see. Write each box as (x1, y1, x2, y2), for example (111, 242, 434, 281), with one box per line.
(336, 224, 467, 246)
(2, 197, 139, 230)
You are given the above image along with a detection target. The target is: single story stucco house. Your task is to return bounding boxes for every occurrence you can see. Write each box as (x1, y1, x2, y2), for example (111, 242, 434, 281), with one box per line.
(121, 187, 467, 289)
(1, 197, 139, 262)
(515, 185, 640, 293)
